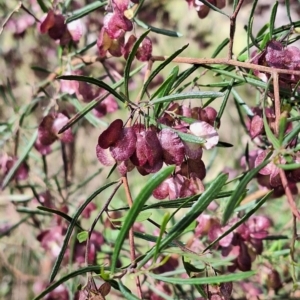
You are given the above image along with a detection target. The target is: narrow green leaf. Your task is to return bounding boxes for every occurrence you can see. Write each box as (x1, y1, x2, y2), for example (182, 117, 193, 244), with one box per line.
(111, 211, 152, 223)
(256, 23, 269, 38)
(56, 64, 145, 134)
(33, 265, 109, 300)
(16, 207, 50, 215)
(118, 280, 141, 300)
(133, 231, 178, 247)
(30, 66, 52, 74)
(276, 163, 300, 170)
(141, 44, 189, 99)
(282, 121, 300, 146)
(149, 271, 255, 285)
(182, 259, 207, 298)
(238, 19, 300, 59)
(278, 112, 288, 145)
(285, 0, 293, 24)
(269, 2, 279, 39)
(154, 212, 170, 262)
(134, 18, 182, 37)
(2, 130, 38, 190)
(151, 91, 224, 104)
(75, 40, 97, 55)
(212, 38, 229, 58)
(216, 141, 233, 147)
(0, 85, 9, 105)
(151, 66, 179, 100)
(77, 231, 88, 243)
(173, 65, 200, 91)
(138, 173, 228, 268)
(204, 191, 272, 252)
(0, 194, 32, 202)
(68, 97, 104, 127)
(110, 190, 233, 212)
(262, 80, 280, 149)
(57, 75, 125, 103)
(110, 166, 175, 273)
(37, 206, 84, 230)
(36, 0, 48, 12)
(247, 0, 260, 59)
(124, 30, 150, 101)
(215, 79, 234, 128)
(232, 88, 254, 117)
(173, 130, 205, 144)
(0, 216, 30, 238)
(222, 153, 272, 224)
(66, 1, 107, 23)
(50, 181, 118, 282)
(152, 66, 179, 118)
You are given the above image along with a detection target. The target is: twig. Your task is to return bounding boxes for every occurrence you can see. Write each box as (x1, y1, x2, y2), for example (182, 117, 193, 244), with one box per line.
(0, 2, 22, 36)
(85, 180, 122, 266)
(122, 175, 143, 299)
(279, 169, 300, 220)
(228, 0, 245, 59)
(290, 215, 297, 282)
(272, 71, 281, 135)
(150, 56, 300, 77)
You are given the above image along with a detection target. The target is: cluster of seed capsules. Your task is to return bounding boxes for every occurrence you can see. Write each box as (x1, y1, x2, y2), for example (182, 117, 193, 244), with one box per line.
(96, 104, 219, 200)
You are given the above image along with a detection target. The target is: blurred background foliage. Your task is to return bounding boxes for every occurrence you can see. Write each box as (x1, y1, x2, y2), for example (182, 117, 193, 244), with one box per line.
(1, 0, 300, 299)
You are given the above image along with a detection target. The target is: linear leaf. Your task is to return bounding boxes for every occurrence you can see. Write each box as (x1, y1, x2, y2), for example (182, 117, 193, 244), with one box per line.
(50, 181, 118, 282)
(110, 166, 175, 273)
(269, 1, 279, 39)
(124, 30, 150, 101)
(37, 206, 84, 230)
(141, 44, 189, 99)
(57, 75, 125, 103)
(276, 163, 300, 170)
(118, 280, 141, 300)
(138, 173, 228, 268)
(149, 271, 255, 285)
(56, 64, 144, 134)
(222, 153, 272, 224)
(33, 265, 111, 300)
(109, 190, 233, 212)
(66, 1, 107, 23)
(151, 91, 224, 104)
(134, 18, 182, 37)
(282, 121, 300, 146)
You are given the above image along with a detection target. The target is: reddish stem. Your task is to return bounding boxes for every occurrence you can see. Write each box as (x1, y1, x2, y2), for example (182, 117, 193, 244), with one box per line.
(122, 175, 142, 299)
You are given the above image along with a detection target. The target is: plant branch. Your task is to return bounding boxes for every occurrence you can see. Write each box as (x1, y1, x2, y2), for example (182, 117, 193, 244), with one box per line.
(228, 0, 245, 59)
(272, 71, 281, 135)
(279, 169, 300, 220)
(0, 2, 22, 36)
(151, 56, 300, 76)
(122, 175, 142, 299)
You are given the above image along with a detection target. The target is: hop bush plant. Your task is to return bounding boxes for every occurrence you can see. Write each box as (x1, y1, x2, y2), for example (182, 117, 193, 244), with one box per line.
(1, 0, 300, 299)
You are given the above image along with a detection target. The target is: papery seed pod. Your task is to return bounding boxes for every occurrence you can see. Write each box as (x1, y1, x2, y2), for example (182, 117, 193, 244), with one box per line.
(123, 34, 137, 60)
(110, 127, 137, 161)
(158, 128, 185, 165)
(266, 269, 282, 291)
(96, 145, 115, 166)
(136, 36, 152, 61)
(219, 282, 233, 300)
(98, 119, 123, 149)
(190, 121, 219, 150)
